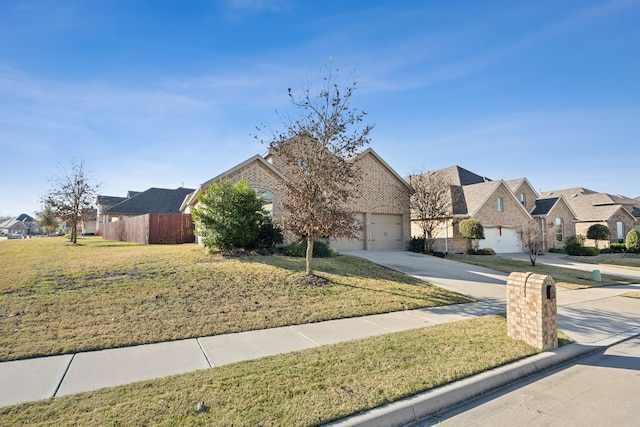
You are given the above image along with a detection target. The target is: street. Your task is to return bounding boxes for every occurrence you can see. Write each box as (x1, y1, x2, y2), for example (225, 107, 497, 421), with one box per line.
(413, 336, 640, 426)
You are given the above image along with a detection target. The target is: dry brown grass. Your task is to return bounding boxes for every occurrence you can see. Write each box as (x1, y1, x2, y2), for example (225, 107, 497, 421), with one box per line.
(0, 315, 540, 426)
(0, 237, 472, 361)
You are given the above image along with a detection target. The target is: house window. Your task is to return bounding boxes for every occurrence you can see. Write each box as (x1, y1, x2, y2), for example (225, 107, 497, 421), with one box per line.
(520, 193, 526, 206)
(256, 189, 274, 217)
(555, 218, 563, 242)
(497, 197, 503, 212)
(617, 221, 624, 243)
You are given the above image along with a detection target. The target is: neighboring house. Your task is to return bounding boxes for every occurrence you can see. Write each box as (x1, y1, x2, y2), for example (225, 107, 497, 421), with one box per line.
(540, 188, 639, 247)
(181, 148, 413, 250)
(409, 166, 533, 254)
(96, 191, 140, 232)
(16, 213, 42, 235)
(0, 218, 29, 238)
(81, 208, 98, 235)
(530, 196, 577, 250)
(103, 187, 194, 221)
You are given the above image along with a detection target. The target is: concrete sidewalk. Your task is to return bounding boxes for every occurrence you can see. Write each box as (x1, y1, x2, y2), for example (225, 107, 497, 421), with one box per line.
(0, 300, 504, 408)
(2, 249, 639, 425)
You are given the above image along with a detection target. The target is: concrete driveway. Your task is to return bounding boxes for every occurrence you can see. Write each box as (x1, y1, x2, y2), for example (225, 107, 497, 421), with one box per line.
(343, 250, 640, 346)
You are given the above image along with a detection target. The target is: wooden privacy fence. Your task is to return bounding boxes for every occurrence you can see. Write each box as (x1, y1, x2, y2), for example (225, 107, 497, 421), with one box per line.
(103, 214, 195, 244)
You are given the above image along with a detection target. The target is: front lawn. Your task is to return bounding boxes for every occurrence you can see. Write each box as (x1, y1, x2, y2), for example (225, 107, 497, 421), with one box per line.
(0, 315, 540, 426)
(0, 237, 472, 361)
(447, 255, 635, 290)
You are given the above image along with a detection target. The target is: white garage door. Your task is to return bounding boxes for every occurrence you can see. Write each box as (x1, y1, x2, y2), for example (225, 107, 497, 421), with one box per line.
(330, 213, 365, 250)
(371, 214, 403, 250)
(480, 227, 521, 253)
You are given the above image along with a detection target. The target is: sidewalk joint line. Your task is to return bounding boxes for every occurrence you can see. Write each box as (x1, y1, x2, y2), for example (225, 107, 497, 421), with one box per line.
(289, 326, 321, 347)
(53, 353, 75, 398)
(196, 338, 212, 368)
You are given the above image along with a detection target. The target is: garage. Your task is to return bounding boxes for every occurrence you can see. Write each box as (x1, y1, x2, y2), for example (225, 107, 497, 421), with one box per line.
(480, 227, 521, 253)
(371, 214, 403, 250)
(330, 213, 366, 250)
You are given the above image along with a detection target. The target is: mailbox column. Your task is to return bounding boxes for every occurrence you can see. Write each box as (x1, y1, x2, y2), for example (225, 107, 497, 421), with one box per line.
(507, 272, 558, 351)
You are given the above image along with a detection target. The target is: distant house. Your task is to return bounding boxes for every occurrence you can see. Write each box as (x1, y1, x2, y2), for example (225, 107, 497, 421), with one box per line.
(540, 188, 639, 247)
(0, 214, 42, 237)
(409, 166, 533, 253)
(96, 191, 140, 232)
(101, 187, 196, 244)
(530, 196, 577, 250)
(0, 218, 29, 238)
(102, 188, 193, 221)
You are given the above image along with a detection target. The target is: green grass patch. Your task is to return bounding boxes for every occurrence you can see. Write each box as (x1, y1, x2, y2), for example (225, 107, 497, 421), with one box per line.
(0, 315, 541, 426)
(447, 255, 635, 290)
(0, 237, 472, 361)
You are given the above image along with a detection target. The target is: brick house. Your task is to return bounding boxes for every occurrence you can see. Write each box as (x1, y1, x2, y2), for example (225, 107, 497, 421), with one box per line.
(181, 148, 413, 250)
(530, 196, 577, 250)
(540, 188, 639, 247)
(409, 166, 533, 254)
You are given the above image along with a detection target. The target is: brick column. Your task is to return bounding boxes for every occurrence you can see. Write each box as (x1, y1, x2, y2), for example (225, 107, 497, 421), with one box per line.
(507, 272, 558, 351)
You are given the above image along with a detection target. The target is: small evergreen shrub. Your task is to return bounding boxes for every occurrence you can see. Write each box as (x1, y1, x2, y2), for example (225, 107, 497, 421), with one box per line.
(284, 240, 334, 258)
(626, 229, 640, 253)
(548, 248, 565, 254)
(408, 237, 426, 253)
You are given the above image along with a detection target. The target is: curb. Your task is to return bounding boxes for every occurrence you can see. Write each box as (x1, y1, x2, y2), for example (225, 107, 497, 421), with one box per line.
(325, 342, 604, 427)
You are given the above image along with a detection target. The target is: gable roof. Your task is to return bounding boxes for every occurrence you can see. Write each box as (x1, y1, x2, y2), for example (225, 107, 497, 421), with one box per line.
(0, 218, 29, 230)
(354, 148, 414, 192)
(430, 165, 490, 186)
(505, 178, 538, 197)
(544, 188, 638, 222)
(531, 195, 578, 219)
(462, 180, 532, 218)
(97, 195, 128, 206)
(181, 154, 289, 210)
(104, 187, 194, 215)
(16, 213, 35, 223)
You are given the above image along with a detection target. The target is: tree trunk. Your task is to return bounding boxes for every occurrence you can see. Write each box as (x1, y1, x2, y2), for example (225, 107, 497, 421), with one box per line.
(305, 238, 314, 275)
(71, 220, 78, 244)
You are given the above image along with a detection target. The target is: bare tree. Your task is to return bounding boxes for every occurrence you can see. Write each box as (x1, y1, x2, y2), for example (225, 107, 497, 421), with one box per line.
(42, 159, 99, 244)
(520, 218, 554, 266)
(409, 170, 455, 253)
(260, 63, 373, 276)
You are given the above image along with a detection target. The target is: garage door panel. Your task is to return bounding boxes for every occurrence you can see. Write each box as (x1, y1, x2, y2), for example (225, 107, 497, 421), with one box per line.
(481, 227, 521, 253)
(371, 214, 403, 250)
(330, 214, 365, 250)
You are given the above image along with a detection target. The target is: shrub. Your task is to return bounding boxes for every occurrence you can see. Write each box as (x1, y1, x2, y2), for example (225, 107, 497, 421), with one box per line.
(586, 224, 610, 248)
(581, 246, 600, 256)
(467, 247, 495, 255)
(565, 235, 585, 256)
(252, 219, 284, 251)
(626, 229, 640, 253)
(606, 243, 626, 254)
(284, 240, 334, 258)
(548, 248, 565, 254)
(408, 237, 426, 254)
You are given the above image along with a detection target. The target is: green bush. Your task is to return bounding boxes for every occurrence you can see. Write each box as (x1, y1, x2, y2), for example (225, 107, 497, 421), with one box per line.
(565, 235, 599, 256)
(548, 248, 565, 254)
(408, 237, 426, 253)
(626, 229, 640, 253)
(284, 240, 334, 258)
(467, 247, 495, 255)
(605, 243, 626, 254)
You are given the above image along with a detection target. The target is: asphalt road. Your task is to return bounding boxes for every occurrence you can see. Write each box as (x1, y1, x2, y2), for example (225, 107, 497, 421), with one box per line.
(412, 336, 640, 426)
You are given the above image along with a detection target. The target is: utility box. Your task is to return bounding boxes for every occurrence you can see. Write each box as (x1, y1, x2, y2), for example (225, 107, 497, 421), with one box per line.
(507, 272, 558, 351)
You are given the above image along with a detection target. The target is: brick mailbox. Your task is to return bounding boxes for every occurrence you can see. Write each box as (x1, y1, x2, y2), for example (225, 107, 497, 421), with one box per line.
(506, 272, 558, 351)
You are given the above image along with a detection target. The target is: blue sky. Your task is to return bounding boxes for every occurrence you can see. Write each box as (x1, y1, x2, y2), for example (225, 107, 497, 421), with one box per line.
(1, 0, 639, 217)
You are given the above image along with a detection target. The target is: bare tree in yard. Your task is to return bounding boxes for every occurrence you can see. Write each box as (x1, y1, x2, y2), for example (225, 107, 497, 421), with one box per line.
(520, 218, 555, 266)
(259, 64, 373, 277)
(42, 159, 99, 244)
(410, 170, 455, 254)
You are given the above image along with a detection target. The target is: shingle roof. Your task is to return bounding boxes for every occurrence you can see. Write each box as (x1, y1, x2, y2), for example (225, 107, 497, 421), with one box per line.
(432, 165, 490, 186)
(531, 197, 559, 216)
(103, 187, 195, 215)
(97, 195, 128, 206)
(460, 180, 502, 216)
(16, 213, 35, 222)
